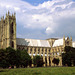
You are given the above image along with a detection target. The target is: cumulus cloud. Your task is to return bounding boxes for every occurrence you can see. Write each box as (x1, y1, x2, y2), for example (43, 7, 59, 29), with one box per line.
(0, 0, 75, 40)
(45, 27, 54, 34)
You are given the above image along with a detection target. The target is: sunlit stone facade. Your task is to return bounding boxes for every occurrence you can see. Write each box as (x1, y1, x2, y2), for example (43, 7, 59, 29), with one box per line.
(0, 11, 16, 49)
(16, 37, 73, 67)
(0, 12, 75, 67)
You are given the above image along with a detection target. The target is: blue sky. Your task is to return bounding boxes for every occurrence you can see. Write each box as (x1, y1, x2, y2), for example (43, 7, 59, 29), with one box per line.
(0, 0, 75, 41)
(22, 0, 52, 6)
(23, 0, 75, 5)
(24, 0, 75, 5)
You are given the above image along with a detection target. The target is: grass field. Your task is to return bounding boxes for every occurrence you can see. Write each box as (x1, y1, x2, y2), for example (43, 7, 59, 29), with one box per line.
(0, 67, 75, 75)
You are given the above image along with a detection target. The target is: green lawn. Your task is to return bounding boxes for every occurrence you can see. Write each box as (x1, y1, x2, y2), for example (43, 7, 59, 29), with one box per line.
(0, 67, 75, 75)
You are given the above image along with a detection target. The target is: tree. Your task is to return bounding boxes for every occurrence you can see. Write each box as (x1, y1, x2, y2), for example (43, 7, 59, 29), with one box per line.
(0, 47, 32, 68)
(0, 49, 7, 68)
(15, 49, 21, 68)
(20, 50, 32, 67)
(33, 55, 44, 67)
(52, 58, 59, 65)
(6, 47, 16, 68)
(62, 46, 75, 66)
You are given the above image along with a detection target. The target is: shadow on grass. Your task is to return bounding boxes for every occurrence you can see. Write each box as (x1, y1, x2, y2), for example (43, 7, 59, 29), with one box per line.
(33, 72, 41, 75)
(0, 69, 9, 72)
(72, 73, 75, 75)
(0, 70, 4, 72)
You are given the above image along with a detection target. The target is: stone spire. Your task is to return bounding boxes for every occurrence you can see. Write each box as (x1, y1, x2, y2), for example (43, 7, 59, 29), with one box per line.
(70, 36, 72, 41)
(8, 11, 10, 15)
(63, 36, 65, 40)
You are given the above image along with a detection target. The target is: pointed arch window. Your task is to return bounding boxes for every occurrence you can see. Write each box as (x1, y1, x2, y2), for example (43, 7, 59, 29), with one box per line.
(11, 41, 14, 48)
(11, 22, 14, 34)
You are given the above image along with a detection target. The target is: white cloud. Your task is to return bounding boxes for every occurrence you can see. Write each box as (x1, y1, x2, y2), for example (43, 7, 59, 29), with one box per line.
(45, 27, 54, 34)
(0, 0, 75, 39)
(14, 7, 20, 11)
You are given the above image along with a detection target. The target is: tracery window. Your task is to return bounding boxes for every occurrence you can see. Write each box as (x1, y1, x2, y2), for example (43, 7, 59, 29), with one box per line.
(30, 48, 32, 54)
(11, 41, 14, 48)
(34, 48, 36, 54)
(11, 22, 14, 34)
(41, 49, 43, 54)
(49, 50, 50, 52)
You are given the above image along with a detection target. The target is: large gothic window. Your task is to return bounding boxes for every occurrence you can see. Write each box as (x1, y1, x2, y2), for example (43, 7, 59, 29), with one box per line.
(11, 22, 14, 34)
(11, 41, 14, 48)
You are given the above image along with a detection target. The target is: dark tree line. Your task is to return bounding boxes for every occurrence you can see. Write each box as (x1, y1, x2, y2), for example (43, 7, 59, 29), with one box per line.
(0, 47, 44, 68)
(0, 47, 32, 68)
(62, 46, 75, 66)
(33, 55, 44, 67)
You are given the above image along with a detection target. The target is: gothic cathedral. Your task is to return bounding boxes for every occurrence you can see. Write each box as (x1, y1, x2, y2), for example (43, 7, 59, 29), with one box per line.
(0, 12, 75, 67)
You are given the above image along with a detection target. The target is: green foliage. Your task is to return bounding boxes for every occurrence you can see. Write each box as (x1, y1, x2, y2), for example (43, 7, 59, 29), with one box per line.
(0, 49, 8, 68)
(20, 50, 32, 67)
(6, 47, 16, 68)
(52, 58, 59, 65)
(15, 49, 21, 68)
(0, 47, 32, 68)
(62, 46, 75, 66)
(33, 55, 44, 67)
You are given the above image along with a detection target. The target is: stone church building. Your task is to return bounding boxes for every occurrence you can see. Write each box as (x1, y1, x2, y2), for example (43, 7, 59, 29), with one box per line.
(0, 12, 75, 67)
